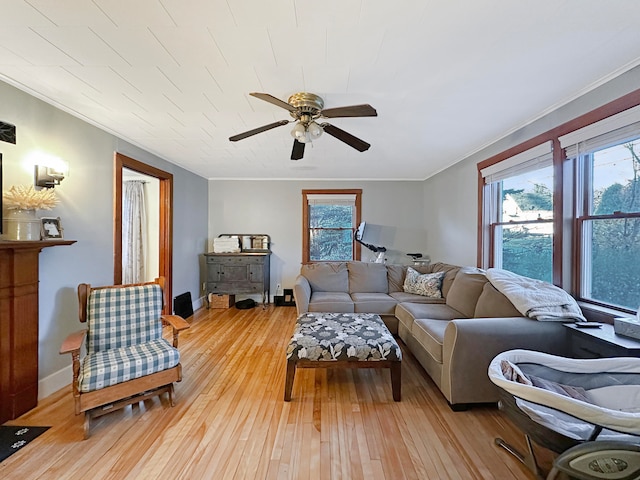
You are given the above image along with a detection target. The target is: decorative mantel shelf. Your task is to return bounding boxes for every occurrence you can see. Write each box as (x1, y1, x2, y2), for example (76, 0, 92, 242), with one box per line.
(0, 239, 76, 424)
(0, 239, 76, 249)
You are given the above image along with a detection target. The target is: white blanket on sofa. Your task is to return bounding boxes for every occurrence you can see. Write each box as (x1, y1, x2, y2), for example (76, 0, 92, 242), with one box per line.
(486, 268, 586, 322)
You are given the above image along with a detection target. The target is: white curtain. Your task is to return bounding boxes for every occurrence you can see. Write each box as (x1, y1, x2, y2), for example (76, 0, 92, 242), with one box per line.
(122, 180, 147, 284)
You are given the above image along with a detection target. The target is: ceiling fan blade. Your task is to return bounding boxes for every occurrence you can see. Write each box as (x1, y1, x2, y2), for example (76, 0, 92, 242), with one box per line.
(320, 104, 377, 118)
(250, 92, 297, 112)
(291, 139, 305, 160)
(229, 120, 289, 142)
(322, 123, 371, 152)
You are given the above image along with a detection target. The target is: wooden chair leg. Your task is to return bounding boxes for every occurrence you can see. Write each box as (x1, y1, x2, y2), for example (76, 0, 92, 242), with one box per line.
(391, 362, 401, 401)
(284, 360, 296, 401)
(168, 383, 175, 407)
(83, 412, 91, 440)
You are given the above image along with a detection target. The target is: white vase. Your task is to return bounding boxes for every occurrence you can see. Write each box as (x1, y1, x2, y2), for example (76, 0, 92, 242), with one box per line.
(4, 209, 40, 240)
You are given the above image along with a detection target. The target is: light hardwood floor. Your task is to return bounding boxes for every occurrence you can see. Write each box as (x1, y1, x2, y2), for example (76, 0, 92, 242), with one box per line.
(1, 305, 553, 479)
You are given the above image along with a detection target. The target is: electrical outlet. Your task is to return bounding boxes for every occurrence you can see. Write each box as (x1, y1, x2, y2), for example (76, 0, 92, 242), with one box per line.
(202, 282, 206, 292)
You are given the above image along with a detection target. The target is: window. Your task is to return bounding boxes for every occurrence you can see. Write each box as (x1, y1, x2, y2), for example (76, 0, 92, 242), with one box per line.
(481, 142, 554, 282)
(478, 93, 640, 317)
(561, 113, 640, 310)
(302, 189, 361, 263)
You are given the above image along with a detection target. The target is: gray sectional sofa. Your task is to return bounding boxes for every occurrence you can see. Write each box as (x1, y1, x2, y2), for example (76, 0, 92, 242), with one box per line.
(293, 261, 572, 409)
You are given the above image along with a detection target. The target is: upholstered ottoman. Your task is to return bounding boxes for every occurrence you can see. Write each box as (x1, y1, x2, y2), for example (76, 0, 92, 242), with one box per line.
(285, 312, 402, 401)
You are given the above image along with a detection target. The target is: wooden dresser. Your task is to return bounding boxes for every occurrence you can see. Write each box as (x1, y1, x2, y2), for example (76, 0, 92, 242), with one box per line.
(205, 251, 271, 305)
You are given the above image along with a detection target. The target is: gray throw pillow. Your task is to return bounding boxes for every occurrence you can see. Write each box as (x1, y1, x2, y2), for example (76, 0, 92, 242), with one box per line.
(403, 267, 444, 298)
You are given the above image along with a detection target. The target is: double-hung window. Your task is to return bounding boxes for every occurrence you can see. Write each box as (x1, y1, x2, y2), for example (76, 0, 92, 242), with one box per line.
(479, 94, 640, 316)
(481, 142, 554, 282)
(560, 106, 640, 310)
(302, 189, 362, 263)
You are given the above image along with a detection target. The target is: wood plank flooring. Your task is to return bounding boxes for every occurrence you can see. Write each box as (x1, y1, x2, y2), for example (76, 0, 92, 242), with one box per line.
(0, 305, 554, 479)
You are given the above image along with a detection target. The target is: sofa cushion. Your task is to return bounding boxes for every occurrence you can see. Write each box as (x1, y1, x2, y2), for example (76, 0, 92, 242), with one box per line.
(403, 268, 444, 297)
(389, 291, 446, 304)
(351, 292, 397, 315)
(348, 262, 388, 293)
(445, 267, 488, 318)
(427, 262, 461, 298)
(411, 319, 450, 364)
(474, 281, 523, 318)
(301, 262, 348, 292)
(386, 264, 406, 293)
(395, 302, 464, 334)
(308, 292, 354, 313)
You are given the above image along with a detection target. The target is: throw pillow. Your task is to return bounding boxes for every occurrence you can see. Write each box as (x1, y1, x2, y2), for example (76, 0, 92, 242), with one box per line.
(403, 267, 444, 298)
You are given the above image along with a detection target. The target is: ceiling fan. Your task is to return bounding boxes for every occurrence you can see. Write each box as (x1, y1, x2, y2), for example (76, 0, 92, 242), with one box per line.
(229, 92, 377, 160)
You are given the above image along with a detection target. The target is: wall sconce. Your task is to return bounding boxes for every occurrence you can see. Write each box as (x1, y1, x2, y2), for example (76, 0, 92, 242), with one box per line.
(35, 165, 66, 188)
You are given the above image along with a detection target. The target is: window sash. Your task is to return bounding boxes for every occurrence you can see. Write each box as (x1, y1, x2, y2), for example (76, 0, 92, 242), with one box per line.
(490, 221, 554, 283)
(306, 194, 356, 205)
(577, 214, 640, 310)
(302, 189, 361, 263)
(559, 104, 640, 154)
(564, 121, 640, 159)
(481, 141, 553, 183)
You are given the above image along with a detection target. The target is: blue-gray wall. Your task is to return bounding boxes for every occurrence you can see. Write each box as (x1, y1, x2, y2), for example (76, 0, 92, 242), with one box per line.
(0, 80, 208, 396)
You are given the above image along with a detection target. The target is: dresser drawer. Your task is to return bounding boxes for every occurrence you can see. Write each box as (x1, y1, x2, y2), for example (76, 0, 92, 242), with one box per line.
(207, 255, 264, 265)
(207, 282, 262, 294)
(571, 335, 623, 358)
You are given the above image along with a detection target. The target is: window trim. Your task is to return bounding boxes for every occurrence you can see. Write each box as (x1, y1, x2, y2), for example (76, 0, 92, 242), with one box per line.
(477, 88, 640, 317)
(302, 189, 362, 264)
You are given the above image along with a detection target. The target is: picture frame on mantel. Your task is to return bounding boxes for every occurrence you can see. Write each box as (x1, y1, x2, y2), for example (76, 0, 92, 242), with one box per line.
(41, 216, 63, 240)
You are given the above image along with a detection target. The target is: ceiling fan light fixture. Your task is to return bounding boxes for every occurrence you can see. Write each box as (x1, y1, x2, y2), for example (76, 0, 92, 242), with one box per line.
(308, 121, 323, 139)
(291, 122, 311, 143)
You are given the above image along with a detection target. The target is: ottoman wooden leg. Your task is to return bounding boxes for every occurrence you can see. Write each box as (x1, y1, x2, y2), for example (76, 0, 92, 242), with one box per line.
(391, 362, 401, 401)
(284, 359, 296, 401)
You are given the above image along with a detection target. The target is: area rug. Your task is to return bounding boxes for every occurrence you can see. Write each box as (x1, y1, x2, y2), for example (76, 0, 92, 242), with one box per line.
(0, 426, 50, 463)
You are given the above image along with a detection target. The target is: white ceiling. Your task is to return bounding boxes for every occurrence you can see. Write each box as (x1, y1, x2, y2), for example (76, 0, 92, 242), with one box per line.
(1, 0, 640, 180)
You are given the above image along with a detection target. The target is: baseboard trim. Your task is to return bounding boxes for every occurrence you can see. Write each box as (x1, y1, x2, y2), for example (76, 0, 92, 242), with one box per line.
(39, 364, 72, 400)
(194, 296, 205, 311)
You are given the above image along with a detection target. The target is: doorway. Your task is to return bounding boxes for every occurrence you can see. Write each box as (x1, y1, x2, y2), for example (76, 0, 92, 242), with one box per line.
(122, 168, 159, 283)
(114, 153, 173, 314)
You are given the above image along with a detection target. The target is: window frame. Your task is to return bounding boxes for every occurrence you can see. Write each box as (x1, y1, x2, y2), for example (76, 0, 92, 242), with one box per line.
(302, 189, 362, 264)
(572, 137, 640, 310)
(477, 88, 640, 318)
(484, 154, 555, 281)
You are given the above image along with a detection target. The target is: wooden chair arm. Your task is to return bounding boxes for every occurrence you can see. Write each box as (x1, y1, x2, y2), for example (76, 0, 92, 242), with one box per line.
(162, 315, 190, 348)
(162, 314, 191, 332)
(60, 329, 87, 355)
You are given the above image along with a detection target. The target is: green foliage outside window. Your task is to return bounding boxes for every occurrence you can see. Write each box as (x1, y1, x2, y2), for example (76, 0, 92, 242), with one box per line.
(588, 142, 640, 309)
(501, 227, 553, 283)
(504, 184, 553, 212)
(499, 167, 555, 282)
(589, 218, 640, 309)
(309, 204, 354, 261)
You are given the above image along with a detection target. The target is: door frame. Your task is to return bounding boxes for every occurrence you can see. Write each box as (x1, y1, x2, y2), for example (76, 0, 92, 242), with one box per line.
(114, 153, 173, 314)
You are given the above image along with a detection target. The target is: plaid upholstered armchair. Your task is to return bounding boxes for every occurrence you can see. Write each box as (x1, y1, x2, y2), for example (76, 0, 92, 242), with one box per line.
(60, 277, 190, 438)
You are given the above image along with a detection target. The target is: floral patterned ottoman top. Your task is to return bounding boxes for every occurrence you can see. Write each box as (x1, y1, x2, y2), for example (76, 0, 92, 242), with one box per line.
(287, 313, 402, 362)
